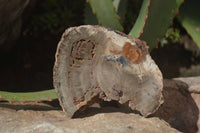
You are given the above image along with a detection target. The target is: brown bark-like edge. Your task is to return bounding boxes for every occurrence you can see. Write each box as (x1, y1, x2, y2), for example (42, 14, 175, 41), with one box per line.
(53, 25, 163, 118)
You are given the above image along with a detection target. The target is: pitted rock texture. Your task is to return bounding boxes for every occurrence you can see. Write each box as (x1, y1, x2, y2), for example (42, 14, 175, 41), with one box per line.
(0, 78, 199, 133)
(0, 102, 180, 133)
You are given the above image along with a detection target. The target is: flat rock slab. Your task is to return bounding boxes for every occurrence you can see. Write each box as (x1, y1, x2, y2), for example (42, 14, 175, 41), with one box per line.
(0, 103, 179, 133)
(1, 77, 199, 133)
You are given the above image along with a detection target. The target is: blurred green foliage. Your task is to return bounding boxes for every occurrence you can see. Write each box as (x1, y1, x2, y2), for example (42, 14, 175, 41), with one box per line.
(86, 0, 184, 51)
(160, 28, 181, 46)
(2, 0, 199, 102)
(179, 0, 200, 47)
(27, 0, 199, 49)
(87, 0, 123, 31)
(0, 90, 57, 102)
(123, 0, 143, 33)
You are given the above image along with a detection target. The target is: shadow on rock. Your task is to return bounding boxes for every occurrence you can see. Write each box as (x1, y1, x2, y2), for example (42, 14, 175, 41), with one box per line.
(72, 100, 139, 118)
(150, 79, 199, 133)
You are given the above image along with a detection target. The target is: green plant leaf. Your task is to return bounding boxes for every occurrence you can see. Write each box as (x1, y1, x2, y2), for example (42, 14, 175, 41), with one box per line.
(178, 0, 200, 47)
(128, 0, 150, 38)
(112, 0, 127, 24)
(129, 0, 184, 51)
(84, 3, 98, 25)
(88, 0, 123, 31)
(0, 89, 57, 102)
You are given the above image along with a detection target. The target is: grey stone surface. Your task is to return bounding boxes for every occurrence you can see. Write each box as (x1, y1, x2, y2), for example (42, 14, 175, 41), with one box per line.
(175, 76, 200, 93)
(0, 103, 180, 133)
(1, 78, 199, 133)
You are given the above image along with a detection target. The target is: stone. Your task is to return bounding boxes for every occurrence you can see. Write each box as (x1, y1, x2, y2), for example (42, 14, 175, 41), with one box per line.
(0, 77, 199, 132)
(0, 102, 180, 133)
(175, 76, 200, 133)
(151, 78, 199, 133)
(191, 93, 200, 133)
(53, 25, 163, 118)
(175, 76, 200, 93)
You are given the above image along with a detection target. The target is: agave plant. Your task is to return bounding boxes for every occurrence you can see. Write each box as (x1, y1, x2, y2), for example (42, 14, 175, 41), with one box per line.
(3, 0, 200, 103)
(178, 0, 200, 47)
(85, 0, 184, 51)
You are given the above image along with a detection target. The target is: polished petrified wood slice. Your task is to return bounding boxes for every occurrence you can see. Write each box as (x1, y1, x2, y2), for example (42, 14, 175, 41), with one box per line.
(53, 25, 163, 117)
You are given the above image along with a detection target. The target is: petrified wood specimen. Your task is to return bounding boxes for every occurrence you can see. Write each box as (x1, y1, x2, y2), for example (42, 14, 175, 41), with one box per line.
(53, 25, 163, 117)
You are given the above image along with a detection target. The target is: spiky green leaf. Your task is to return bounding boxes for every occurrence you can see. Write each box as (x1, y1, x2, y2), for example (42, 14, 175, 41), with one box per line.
(84, 3, 98, 25)
(129, 0, 184, 51)
(128, 0, 150, 38)
(88, 0, 123, 31)
(112, 0, 127, 24)
(179, 0, 200, 47)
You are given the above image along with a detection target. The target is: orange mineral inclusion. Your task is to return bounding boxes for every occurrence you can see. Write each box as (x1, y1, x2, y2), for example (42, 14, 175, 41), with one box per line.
(122, 42, 145, 64)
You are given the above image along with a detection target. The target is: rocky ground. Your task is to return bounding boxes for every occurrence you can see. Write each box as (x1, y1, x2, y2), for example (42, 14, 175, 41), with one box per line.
(0, 77, 199, 133)
(0, 106, 180, 133)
